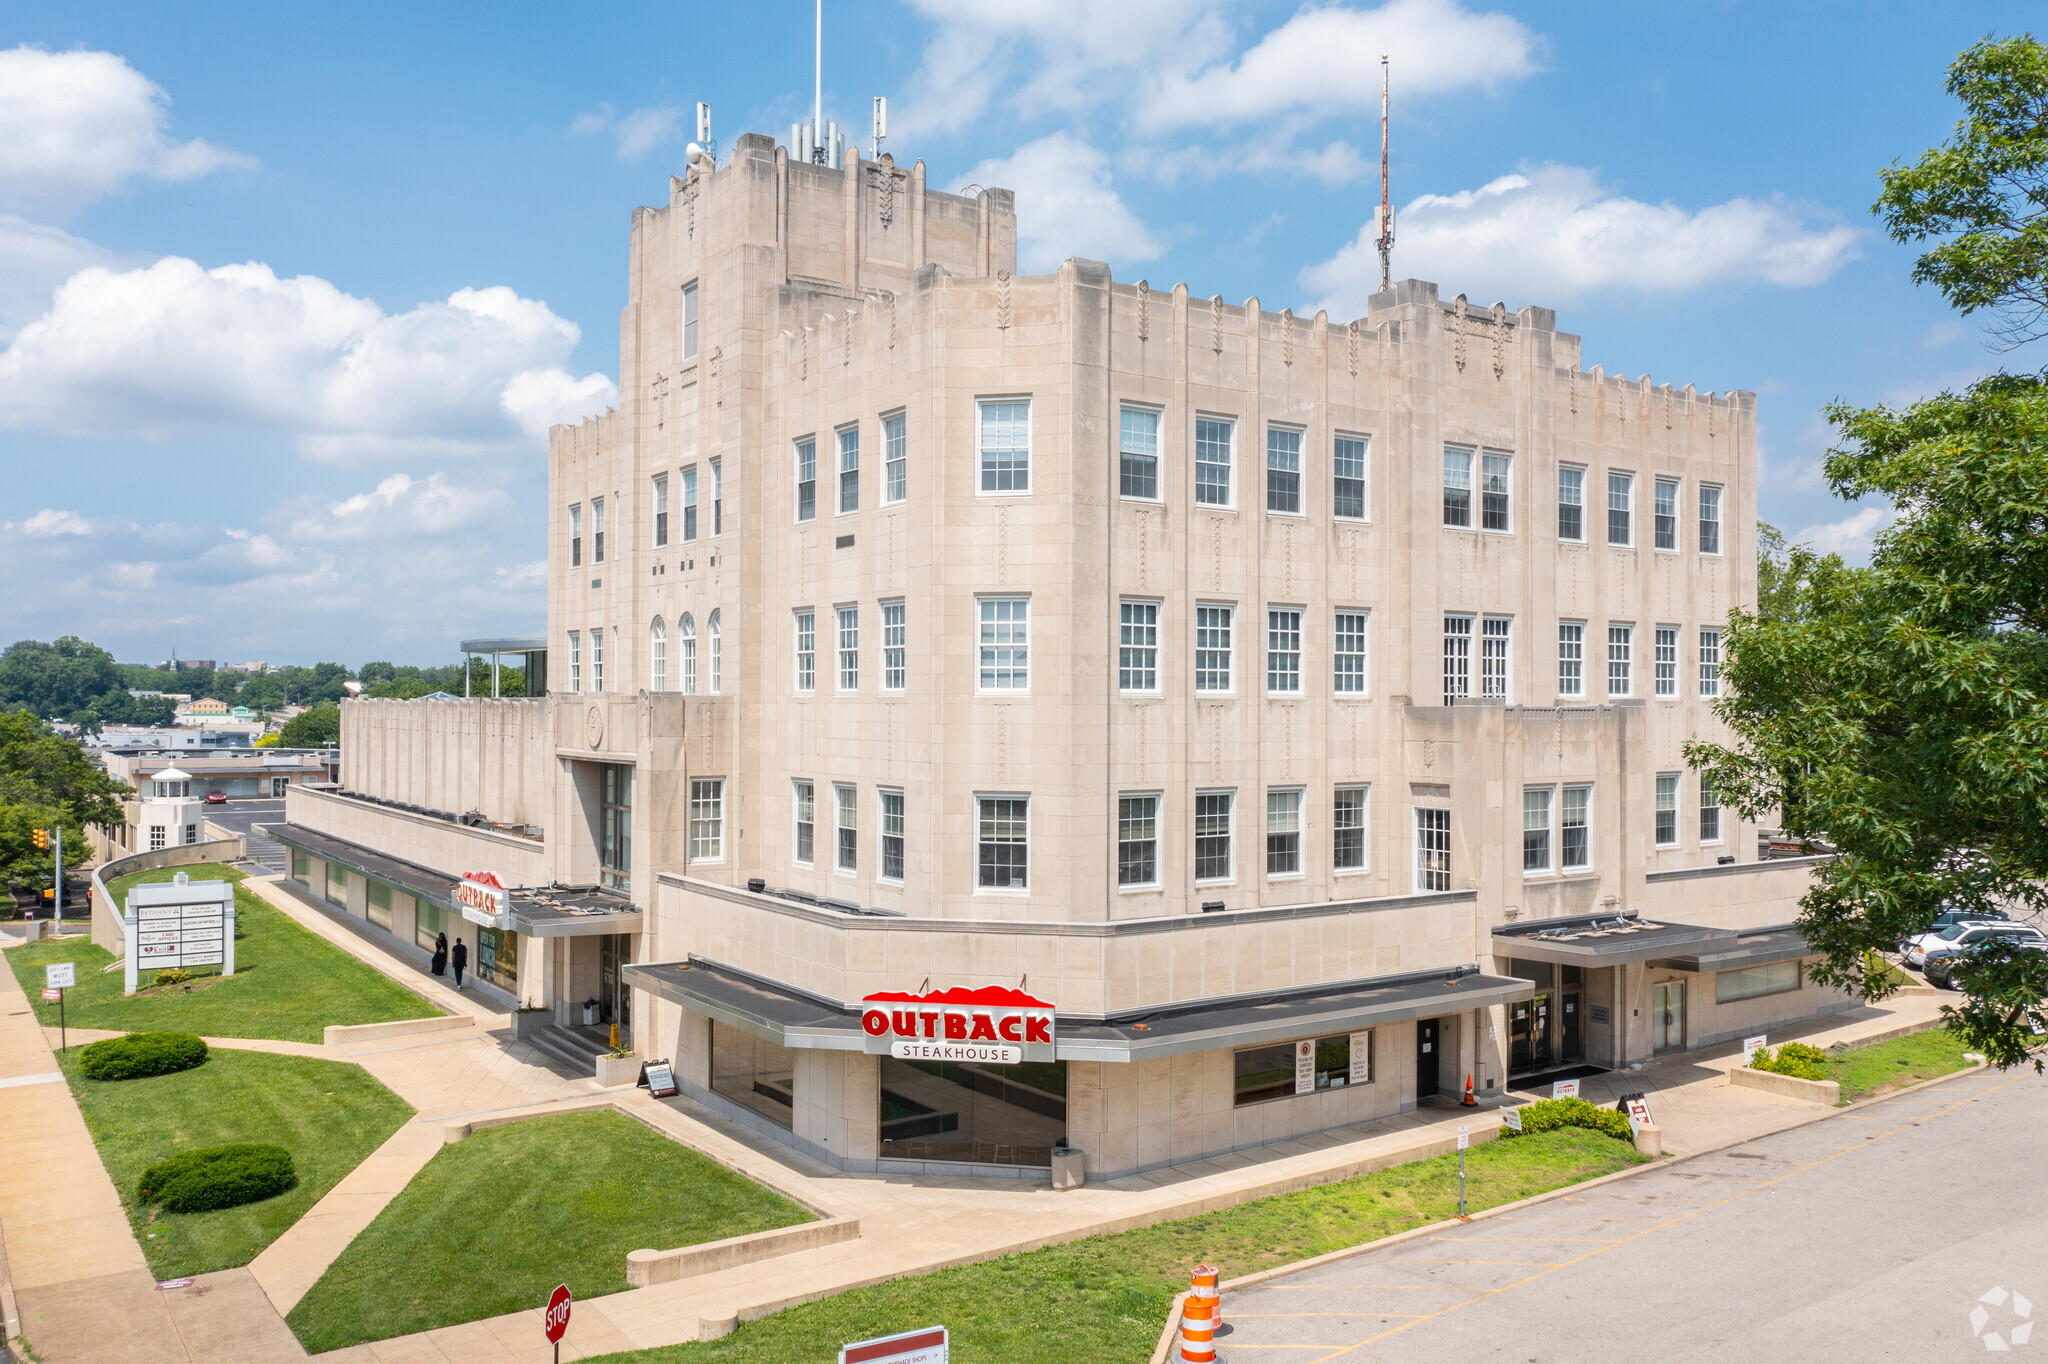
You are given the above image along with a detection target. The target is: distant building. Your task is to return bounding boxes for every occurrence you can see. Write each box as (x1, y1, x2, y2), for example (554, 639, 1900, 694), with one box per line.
(174, 698, 231, 726)
(221, 662, 269, 675)
(87, 726, 254, 750)
(93, 746, 340, 862)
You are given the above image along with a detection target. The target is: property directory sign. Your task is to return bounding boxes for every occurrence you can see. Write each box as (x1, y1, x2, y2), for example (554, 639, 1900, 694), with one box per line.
(123, 874, 236, 994)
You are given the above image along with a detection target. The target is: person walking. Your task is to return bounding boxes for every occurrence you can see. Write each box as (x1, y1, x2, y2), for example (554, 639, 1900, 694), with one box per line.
(431, 931, 448, 977)
(450, 936, 468, 991)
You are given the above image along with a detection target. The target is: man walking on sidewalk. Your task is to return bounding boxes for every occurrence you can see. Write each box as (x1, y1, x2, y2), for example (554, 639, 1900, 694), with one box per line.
(450, 936, 468, 991)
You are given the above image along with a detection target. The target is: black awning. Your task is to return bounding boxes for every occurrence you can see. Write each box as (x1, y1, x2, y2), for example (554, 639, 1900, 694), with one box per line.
(626, 958, 866, 1051)
(269, 822, 459, 911)
(1493, 911, 1739, 965)
(1648, 925, 1811, 973)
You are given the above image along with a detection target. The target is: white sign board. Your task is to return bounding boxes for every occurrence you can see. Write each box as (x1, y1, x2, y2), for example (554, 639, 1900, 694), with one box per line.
(840, 1325, 948, 1364)
(1743, 1034, 1768, 1063)
(1551, 1078, 1581, 1100)
(1294, 1039, 1316, 1095)
(123, 875, 236, 995)
(1349, 1030, 1373, 1086)
(1457, 1123, 1470, 1151)
(455, 871, 511, 926)
(45, 962, 75, 989)
(1501, 1106, 1524, 1133)
(1626, 1098, 1653, 1133)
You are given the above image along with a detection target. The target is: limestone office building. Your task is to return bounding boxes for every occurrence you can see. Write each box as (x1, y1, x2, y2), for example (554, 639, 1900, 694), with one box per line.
(273, 129, 1839, 1181)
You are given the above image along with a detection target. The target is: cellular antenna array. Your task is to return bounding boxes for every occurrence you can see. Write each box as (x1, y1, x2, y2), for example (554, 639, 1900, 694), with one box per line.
(1376, 54, 1394, 293)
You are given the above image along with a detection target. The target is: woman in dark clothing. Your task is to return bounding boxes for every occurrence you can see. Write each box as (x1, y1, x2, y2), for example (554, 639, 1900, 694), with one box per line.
(450, 937, 468, 991)
(432, 931, 448, 976)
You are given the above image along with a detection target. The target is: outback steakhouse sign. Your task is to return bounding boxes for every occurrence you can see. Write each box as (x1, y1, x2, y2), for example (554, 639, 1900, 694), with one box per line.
(455, 870, 510, 925)
(860, 986, 1055, 1065)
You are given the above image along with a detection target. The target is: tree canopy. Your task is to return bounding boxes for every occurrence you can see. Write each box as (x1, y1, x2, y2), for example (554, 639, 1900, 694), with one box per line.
(0, 710, 130, 888)
(0, 638, 175, 729)
(278, 705, 341, 749)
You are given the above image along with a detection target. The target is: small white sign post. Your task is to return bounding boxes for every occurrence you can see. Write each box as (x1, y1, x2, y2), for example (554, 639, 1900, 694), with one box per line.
(1743, 1034, 1768, 1066)
(123, 873, 236, 995)
(841, 1326, 948, 1364)
(1457, 1124, 1471, 1216)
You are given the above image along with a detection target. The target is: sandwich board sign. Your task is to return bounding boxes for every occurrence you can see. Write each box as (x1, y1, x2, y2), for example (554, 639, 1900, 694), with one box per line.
(123, 873, 236, 995)
(1625, 1097, 1654, 1133)
(1551, 1078, 1580, 1100)
(840, 1325, 948, 1364)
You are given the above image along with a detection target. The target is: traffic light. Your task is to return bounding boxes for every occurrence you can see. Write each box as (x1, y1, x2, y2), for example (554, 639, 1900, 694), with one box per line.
(32, 828, 47, 850)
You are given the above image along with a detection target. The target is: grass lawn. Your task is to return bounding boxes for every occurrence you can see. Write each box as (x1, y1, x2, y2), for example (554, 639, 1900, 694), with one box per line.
(1825, 1027, 1978, 1103)
(7, 863, 437, 1042)
(60, 1045, 414, 1279)
(287, 1110, 815, 1353)
(1863, 951, 1918, 993)
(589, 1127, 1646, 1364)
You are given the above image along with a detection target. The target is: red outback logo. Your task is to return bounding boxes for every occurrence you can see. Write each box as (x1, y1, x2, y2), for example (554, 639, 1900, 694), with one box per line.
(860, 985, 1055, 1065)
(455, 870, 510, 923)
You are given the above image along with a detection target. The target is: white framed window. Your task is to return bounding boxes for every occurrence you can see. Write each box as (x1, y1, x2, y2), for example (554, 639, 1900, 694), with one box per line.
(1195, 604, 1233, 693)
(650, 617, 667, 692)
(883, 411, 907, 504)
(1443, 613, 1473, 704)
(1607, 471, 1633, 546)
(1333, 785, 1368, 871)
(711, 457, 723, 535)
(976, 795, 1029, 889)
(1700, 776, 1722, 843)
(880, 788, 905, 881)
(591, 627, 605, 693)
(835, 783, 857, 872)
(1482, 616, 1511, 699)
(1717, 960, 1801, 1004)
(1120, 405, 1160, 500)
(708, 610, 722, 694)
(793, 780, 815, 865)
(1699, 484, 1723, 555)
(1266, 608, 1302, 694)
(1655, 773, 1680, 846)
(1333, 610, 1369, 694)
(836, 605, 858, 691)
(1561, 784, 1590, 869)
(1119, 599, 1159, 693)
(592, 497, 606, 563)
(978, 597, 1029, 691)
(652, 474, 669, 547)
(1267, 425, 1303, 514)
(681, 279, 699, 359)
(1194, 415, 1234, 507)
(1481, 450, 1512, 531)
(1195, 790, 1234, 881)
(978, 399, 1030, 493)
(1608, 624, 1633, 697)
(569, 503, 583, 567)
(1415, 807, 1451, 892)
(1558, 466, 1585, 542)
(1699, 628, 1722, 698)
(794, 610, 815, 692)
(882, 600, 906, 692)
(1523, 786, 1552, 872)
(568, 630, 582, 692)
(1654, 477, 1680, 551)
(1333, 433, 1368, 520)
(1118, 793, 1159, 887)
(682, 465, 699, 542)
(680, 613, 697, 694)
(1558, 621, 1585, 697)
(837, 423, 860, 514)
(689, 778, 724, 860)
(1266, 788, 1304, 876)
(150, 825, 166, 851)
(1654, 626, 1678, 697)
(184, 823, 198, 845)
(795, 438, 817, 522)
(1443, 446, 1474, 527)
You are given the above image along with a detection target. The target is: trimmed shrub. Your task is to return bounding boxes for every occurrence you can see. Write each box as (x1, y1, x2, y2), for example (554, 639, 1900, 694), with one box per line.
(153, 968, 194, 987)
(1503, 1096, 1633, 1142)
(79, 1031, 208, 1081)
(138, 1144, 297, 1213)
(1752, 1042, 1829, 1081)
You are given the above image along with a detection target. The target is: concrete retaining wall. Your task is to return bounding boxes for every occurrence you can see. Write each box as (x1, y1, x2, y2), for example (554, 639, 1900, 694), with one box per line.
(625, 1216, 860, 1287)
(1731, 1065, 1841, 1105)
(322, 1015, 468, 1047)
(90, 837, 248, 954)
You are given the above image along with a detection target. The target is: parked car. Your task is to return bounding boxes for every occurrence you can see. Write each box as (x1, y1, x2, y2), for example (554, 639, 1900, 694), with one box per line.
(1922, 925, 2048, 989)
(1901, 907, 2010, 962)
(204, 789, 228, 804)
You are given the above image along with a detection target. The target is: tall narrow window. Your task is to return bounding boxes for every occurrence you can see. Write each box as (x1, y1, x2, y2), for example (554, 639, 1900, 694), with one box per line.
(569, 503, 583, 567)
(977, 796, 1028, 888)
(1195, 605, 1233, 693)
(1266, 788, 1303, 875)
(1195, 791, 1233, 881)
(1482, 617, 1511, 699)
(1654, 477, 1680, 550)
(1119, 600, 1159, 692)
(795, 438, 817, 522)
(681, 279, 699, 359)
(1654, 626, 1678, 697)
(794, 610, 816, 692)
(1699, 628, 1722, 698)
(1700, 776, 1723, 843)
(1333, 611, 1369, 694)
(979, 399, 1030, 493)
(1607, 472, 1632, 545)
(1333, 434, 1368, 519)
(708, 611, 722, 693)
(1558, 466, 1585, 541)
(793, 780, 815, 864)
(1481, 451, 1512, 530)
(835, 784, 857, 872)
(1558, 622, 1585, 697)
(592, 497, 606, 562)
(1443, 614, 1473, 704)
(880, 789, 905, 881)
(1523, 787, 1552, 872)
(1195, 416, 1234, 506)
(682, 466, 699, 542)
(837, 424, 860, 513)
(1655, 774, 1679, 846)
(568, 630, 581, 692)
(1416, 808, 1451, 892)
(652, 475, 669, 547)
(1443, 446, 1474, 527)
(591, 627, 605, 693)
(883, 412, 907, 503)
(1267, 608, 1302, 694)
(1608, 624, 1633, 697)
(1333, 786, 1367, 870)
(837, 605, 858, 691)
(882, 600, 906, 691)
(650, 616, 667, 692)
(1266, 425, 1302, 513)
(1699, 484, 1723, 555)
(978, 597, 1029, 690)
(711, 457, 723, 535)
(1561, 785, 1590, 869)
(689, 777, 723, 860)
(603, 765, 634, 887)
(680, 614, 696, 694)
(1118, 794, 1159, 886)
(1120, 406, 1160, 500)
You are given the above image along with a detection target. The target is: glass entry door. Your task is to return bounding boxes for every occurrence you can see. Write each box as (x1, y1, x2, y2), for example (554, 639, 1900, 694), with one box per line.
(1509, 994, 1551, 1073)
(1651, 981, 1686, 1053)
(598, 933, 632, 1041)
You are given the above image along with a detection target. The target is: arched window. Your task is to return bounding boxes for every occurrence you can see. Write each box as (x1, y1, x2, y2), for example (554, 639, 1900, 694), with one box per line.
(709, 610, 723, 694)
(650, 616, 667, 692)
(680, 613, 697, 695)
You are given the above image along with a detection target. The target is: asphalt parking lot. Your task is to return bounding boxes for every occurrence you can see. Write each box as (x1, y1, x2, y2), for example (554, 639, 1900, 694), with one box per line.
(202, 797, 288, 872)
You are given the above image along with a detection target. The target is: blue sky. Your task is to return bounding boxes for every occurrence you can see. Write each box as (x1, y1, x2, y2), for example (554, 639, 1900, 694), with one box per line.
(1, 0, 2039, 665)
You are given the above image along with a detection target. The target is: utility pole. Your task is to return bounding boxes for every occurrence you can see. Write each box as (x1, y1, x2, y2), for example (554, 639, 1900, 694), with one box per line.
(1376, 54, 1394, 293)
(53, 825, 62, 932)
(813, 0, 824, 163)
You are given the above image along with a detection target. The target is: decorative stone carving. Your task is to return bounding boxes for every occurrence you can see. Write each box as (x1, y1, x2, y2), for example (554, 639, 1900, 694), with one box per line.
(1347, 320, 1360, 378)
(1137, 279, 1149, 342)
(870, 154, 898, 227)
(1491, 301, 1508, 378)
(1451, 295, 1467, 372)
(996, 270, 1012, 330)
(1211, 295, 1223, 354)
(1281, 308, 1294, 366)
(584, 704, 604, 750)
(710, 346, 723, 407)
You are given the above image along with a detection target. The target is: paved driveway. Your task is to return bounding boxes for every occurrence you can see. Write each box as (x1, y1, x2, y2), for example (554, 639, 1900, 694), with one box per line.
(1221, 1066, 2045, 1361)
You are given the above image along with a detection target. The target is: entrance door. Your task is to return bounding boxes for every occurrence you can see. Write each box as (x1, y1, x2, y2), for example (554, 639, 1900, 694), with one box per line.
(1651, 981, 1687, 1053)
(1416, 1018, 1440, 1099)
(597, 934, 632, 1040)
(1559, 987, 1583, 1064)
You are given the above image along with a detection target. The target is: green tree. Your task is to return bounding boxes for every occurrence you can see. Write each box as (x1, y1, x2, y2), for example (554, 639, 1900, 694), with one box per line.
(0, 710, 130, 891)
(278, 705, 341, 748)
(1688, 36, 2048, 1069)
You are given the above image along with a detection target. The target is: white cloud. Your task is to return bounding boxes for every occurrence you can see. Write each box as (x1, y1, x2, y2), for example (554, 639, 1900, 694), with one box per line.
(0, 45, 251, 216)
(1303, 163, 1862, 317)
(0, 259, 616, 461)
(11, 508, 101, 536)
(569, 102, 685, 160)
(285, 473, 513, 542)
(954, 134, 1163, 273)
(0, 214, 141, 341)
(1794, 505, 1892, 563)
(1920, 319, 1966, 350)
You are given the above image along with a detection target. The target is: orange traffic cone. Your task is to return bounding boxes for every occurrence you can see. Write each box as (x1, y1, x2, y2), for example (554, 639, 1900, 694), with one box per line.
(1460, 1073, 1479, 1107)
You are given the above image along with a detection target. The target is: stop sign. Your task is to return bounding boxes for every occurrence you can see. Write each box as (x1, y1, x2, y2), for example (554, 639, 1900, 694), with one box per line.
(544, 1283, 572, 1344)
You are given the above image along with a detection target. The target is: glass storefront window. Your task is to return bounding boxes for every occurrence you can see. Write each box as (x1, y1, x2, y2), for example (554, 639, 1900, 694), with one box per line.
(473, 925, 518, 990)
(879, 1057, 1067, 1167)
(601, 764, 633, 891)
(366, 881, 392, 930)
(324, 861, 347, 908)
(415, 899, 446, 953)
(1233, 1032, 1367, 1106)
(291, 850, 308, 883)
(712, 1022, 796, 1130)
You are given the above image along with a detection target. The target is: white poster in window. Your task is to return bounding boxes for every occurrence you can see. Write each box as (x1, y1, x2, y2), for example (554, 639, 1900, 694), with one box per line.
(1349, 1031, 1372, 1086)
(1294, 1039, 1316, 1095)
